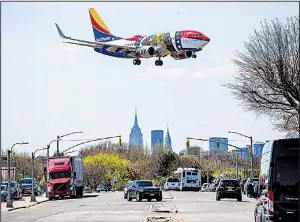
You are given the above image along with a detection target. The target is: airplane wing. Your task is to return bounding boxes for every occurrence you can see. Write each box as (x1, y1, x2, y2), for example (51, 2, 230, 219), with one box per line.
(55, 23, 137, 52)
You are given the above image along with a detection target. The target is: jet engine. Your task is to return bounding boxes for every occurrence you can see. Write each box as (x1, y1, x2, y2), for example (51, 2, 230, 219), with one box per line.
(171, 51, 193, 60)
(137, 45, 164, 58)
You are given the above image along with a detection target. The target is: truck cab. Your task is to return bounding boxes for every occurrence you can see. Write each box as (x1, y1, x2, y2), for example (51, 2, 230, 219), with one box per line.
(47, 156, 83, 200)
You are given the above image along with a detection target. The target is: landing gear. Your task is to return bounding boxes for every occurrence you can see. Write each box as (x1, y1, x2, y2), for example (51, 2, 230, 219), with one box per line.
(133, 59, 141, 65)
(155, 59, 163, 66)
(192, 54, 197, 58)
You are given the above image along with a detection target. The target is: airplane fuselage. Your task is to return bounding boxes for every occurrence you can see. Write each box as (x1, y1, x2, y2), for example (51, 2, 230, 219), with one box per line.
(94, 30, 210, 59)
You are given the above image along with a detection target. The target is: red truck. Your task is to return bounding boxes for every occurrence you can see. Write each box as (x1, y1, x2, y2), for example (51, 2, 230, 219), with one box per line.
(47, 156, 84, 200)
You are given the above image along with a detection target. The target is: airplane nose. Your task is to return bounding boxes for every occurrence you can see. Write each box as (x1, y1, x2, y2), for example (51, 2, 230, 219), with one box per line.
(200, 35, 210, 42)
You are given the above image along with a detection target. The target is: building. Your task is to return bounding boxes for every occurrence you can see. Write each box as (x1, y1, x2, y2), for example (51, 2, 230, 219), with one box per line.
(129, 109, 143, 148)
(253, 142, 265, 157)
(164, 126, 172, 152)
(151, 130, 164, 150)
(233, 147, 249, 159)
(209, 137, 228, 152)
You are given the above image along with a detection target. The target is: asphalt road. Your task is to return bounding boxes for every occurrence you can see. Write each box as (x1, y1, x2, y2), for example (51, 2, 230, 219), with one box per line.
(1, 191, 257, 222)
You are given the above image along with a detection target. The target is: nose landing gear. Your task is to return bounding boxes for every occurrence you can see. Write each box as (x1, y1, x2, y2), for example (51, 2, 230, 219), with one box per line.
(133, 59, 141, 65)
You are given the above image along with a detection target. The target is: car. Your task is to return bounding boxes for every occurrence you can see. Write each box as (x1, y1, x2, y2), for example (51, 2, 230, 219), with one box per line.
(126, 180, 162, 202)
(164, 178, 180, 191)
(1, 185, 7, 202)
(96, 184, 106, 192)
(243, 177, 259, 194)
(123, 181, 133, 199)
(19, 178, 38, 196)
(83, 187, 92, 193)
(216, 179, 242, 201)
(1, 181, 22, 200)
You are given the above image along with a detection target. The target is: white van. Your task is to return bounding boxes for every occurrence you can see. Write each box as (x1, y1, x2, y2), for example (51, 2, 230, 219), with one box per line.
(164, 178, 180, 191)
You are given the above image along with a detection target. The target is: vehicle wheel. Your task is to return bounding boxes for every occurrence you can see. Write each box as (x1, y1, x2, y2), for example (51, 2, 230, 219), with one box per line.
(237, 196, 242, 201)
(124, 193, 127, 199)
(137, 59, 141, 65)
(216, 195, 220, 201)
(155, 60, 159, 66)
(159, 60, 163, 66)
(49, 197, 54, 201)
(156, 195, 162, 201)
(127, 192, 132, 201)
(133, 59, 137, 65)
(147, 198, 152, 202)
(136, 192, 141, 202)
(192, 54, 197, 58)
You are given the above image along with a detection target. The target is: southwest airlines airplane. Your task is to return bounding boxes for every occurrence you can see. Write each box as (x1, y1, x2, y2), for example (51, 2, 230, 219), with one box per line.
(55, 8, 210, 66)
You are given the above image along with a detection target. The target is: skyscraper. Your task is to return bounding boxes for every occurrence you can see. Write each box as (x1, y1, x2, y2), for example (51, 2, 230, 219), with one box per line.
(129, 109, 143, 148)
(164, 126, 172, 152)
(151, 130, 164, 151)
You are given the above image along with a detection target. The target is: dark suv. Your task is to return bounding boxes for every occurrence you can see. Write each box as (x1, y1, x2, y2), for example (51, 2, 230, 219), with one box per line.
(126, 180, 162, 202)
(216, 179, 242, 201)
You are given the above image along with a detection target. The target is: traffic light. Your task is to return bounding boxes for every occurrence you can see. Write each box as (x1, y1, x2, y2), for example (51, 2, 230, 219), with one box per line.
(186, 139, 190, 148)
(216, 141, 220, 148)
(118, 137, 122, 146)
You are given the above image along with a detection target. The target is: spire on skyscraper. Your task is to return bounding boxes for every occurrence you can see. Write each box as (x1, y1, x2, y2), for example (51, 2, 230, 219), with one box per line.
(134, 107, 138, 127)
(165, 124, 172, 152)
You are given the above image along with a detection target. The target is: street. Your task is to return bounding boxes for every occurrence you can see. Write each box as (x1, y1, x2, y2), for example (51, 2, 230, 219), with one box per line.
(1, 191, 256, 222)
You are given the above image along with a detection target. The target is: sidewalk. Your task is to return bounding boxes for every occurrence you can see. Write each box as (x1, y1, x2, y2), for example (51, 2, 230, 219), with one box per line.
(1, 194, 48, 212)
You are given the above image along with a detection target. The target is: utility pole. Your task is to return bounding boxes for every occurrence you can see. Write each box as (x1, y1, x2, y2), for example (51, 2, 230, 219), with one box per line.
(30, 152, 36, 202)
(56, 131, 83, 156)
(7, 142, 29, 208)
(228, 131, 254, 179)
(6, 150, 12, 207)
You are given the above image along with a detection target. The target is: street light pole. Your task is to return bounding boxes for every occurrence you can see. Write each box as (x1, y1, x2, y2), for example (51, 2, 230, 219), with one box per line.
(31, 147, 47, 202)
(228, 131, 254, 178)
(56, 131, 83, 155)
(6, 142, 29, 208)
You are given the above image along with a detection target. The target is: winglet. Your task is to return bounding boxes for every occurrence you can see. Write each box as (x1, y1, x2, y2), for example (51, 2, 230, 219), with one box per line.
(55, 23, 68, 39)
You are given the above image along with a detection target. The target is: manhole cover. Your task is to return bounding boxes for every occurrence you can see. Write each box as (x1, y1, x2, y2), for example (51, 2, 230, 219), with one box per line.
(141, 216, 186, 222)
(148, 204, 178, 213)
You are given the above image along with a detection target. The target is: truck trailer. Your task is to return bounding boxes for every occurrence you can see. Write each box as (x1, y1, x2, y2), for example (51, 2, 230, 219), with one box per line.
(47, 156, 83, 200)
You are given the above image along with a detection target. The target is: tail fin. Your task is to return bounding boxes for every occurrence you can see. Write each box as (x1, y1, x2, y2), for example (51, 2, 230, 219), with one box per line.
(89, 8, 120, 42)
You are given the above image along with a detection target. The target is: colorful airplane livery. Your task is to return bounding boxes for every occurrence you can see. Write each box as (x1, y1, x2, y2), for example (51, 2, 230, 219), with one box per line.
(55, 8, 210, 66)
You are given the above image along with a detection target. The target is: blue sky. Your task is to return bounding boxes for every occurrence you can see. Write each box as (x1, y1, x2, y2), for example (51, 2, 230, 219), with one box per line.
(2, 2, 298, 155)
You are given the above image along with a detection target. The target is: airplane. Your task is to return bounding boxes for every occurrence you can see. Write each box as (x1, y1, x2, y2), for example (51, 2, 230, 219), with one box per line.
(55, 8, 210, 66)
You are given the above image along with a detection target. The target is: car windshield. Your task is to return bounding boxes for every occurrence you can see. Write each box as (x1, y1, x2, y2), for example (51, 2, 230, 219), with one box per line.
(220, 180, 239, 187)
(1, 185, 6, 191)
(274, 157, 299, 201)
(49, 171, 71, 179)
(2, 182, 15, 188)
(136, 181, 153, 187)
(19, 179, 32, 184)
(98, 184, 104, 187)
(167, 178, 179, 183)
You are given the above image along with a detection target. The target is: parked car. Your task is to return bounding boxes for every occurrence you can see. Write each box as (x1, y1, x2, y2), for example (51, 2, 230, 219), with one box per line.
(216, 179, 242, 201)
(123, 181, 133, 199)
(83, 187, 92, 193)
(243, 177, 259, 194)
(1, 185, 7, 202)
(164, 178, 180, 191)
(19, 178, 38, 196)
(1, 181, 22, 200)
(126, 180, 162, 202)
(96, 184, 106, 192)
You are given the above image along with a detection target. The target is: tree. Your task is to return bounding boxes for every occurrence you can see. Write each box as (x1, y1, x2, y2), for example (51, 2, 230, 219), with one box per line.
(225, 16, 299, 134)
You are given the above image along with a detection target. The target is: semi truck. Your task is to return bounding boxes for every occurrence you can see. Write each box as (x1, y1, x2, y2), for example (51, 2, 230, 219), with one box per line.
(47, 156, 83, 200)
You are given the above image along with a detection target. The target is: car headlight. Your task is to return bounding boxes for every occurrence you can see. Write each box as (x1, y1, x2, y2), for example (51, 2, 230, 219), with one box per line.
(47, 186, 52, 192)
(139, 188, 144, 192)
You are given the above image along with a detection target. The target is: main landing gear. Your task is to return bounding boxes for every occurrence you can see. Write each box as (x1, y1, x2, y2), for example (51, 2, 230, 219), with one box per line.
(155, 58, 163, 66)
(133, 58, 141, 65)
